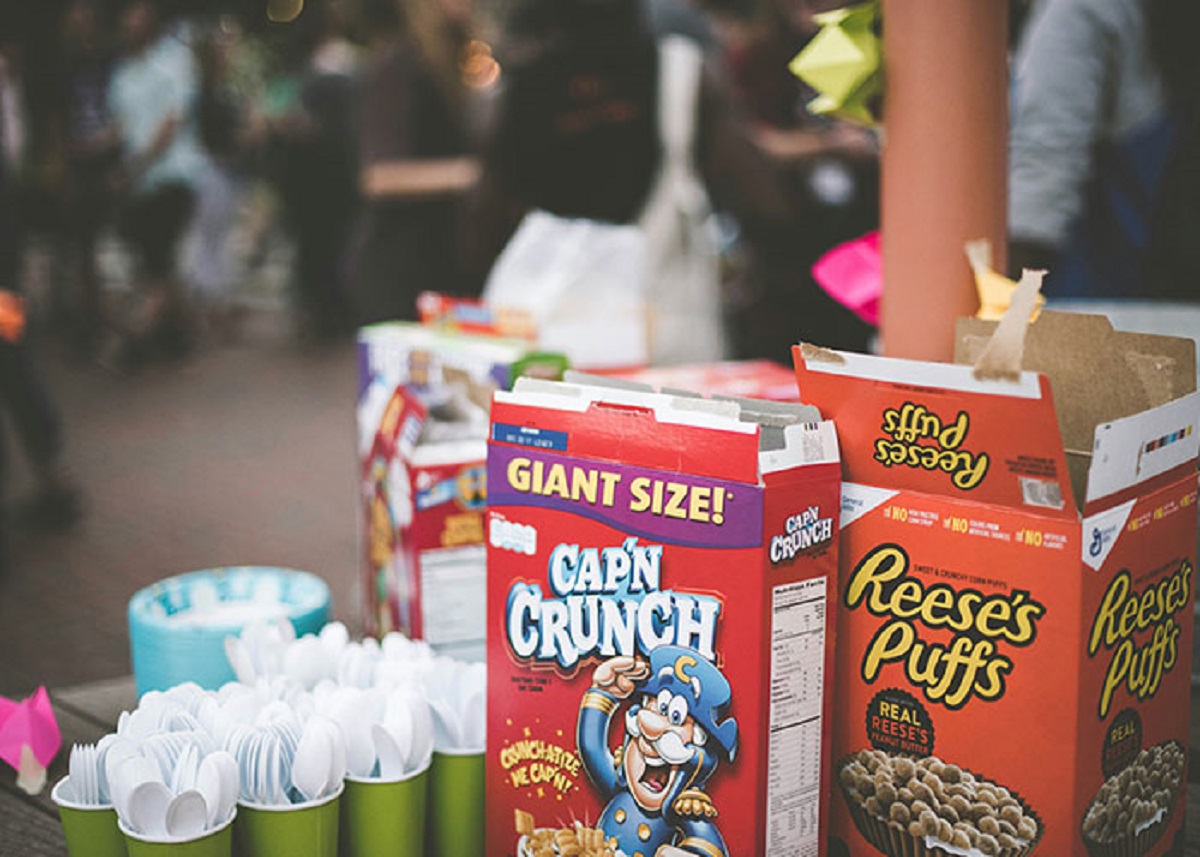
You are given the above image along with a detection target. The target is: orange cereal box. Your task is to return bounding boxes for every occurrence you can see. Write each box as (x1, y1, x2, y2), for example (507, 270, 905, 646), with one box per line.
(793, 311, 1197, 857)
(487, 377, 842, 857)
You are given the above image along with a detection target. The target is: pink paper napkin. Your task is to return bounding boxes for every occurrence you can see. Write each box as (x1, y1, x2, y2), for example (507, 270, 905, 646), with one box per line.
(0, 687, 61, 785)
(812, 230, 881, 326)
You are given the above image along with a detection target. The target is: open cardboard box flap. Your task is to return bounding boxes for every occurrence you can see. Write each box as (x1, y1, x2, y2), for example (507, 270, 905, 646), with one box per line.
(955, 310, 1198, 511)
(495, 376, 837, 484)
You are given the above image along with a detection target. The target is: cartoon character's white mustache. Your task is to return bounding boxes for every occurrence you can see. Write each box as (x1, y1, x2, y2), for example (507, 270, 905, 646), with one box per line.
(655, 731, 694, 765)
(626, 710, 695, 765)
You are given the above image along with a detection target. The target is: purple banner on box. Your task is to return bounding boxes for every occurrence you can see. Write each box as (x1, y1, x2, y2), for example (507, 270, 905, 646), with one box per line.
(488, 445, 762, 549)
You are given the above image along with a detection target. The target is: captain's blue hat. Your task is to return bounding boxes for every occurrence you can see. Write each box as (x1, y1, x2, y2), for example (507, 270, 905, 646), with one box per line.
(641, 646, 738, 763)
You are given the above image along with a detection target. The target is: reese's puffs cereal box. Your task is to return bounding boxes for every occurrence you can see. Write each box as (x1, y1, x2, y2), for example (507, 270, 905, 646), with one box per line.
(487, 378, 841, 857)
(794, 311, 1198, 857)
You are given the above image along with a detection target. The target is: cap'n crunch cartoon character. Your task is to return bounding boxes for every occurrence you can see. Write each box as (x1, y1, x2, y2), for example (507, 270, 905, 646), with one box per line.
(577, 645, 738, 857)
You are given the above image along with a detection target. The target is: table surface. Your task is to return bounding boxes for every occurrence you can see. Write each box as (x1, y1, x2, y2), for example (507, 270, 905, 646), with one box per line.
(3, 678, 1199, 855)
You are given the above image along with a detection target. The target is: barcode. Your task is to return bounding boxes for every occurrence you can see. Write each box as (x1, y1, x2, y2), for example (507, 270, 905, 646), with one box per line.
(1020, 477, 1064, 509)
(1144, 424, 1194, 453)
(800, 423, 831, 462)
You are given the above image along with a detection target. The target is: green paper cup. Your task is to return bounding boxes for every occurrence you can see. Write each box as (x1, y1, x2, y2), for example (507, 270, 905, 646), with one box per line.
(340, 760, 430, 857)
(118, 810, 235, 857)
(233, 783, 341, 857)
(427, 749, 484, 857)
(52, 777, 127, 857)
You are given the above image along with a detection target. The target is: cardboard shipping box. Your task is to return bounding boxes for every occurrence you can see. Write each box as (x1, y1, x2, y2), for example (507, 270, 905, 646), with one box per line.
(793, 311, 1198, 857)
(486, 378, 841, 857)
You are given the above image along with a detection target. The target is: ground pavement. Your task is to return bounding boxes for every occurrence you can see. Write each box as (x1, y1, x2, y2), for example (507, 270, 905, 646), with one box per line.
(0, 310, 363, 698)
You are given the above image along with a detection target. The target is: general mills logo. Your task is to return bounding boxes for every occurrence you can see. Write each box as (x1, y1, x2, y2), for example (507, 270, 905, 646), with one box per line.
(1088, 522, 1120, 560)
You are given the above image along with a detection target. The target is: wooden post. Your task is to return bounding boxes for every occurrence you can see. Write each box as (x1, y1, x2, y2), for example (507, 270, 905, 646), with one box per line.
(879, 0, 1008, 361)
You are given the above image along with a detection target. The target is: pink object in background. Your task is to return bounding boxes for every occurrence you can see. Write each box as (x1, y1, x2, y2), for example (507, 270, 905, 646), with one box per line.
(0, 686, 61, 793)
(812, 230, 881, 326)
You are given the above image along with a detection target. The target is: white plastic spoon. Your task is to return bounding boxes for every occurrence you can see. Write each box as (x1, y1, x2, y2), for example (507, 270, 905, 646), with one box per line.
(195, 755, 222, 827)
(102, 736, 139, 802)
(427, 698, 462, 750)
(409, 700, 435, 770)
(209, 751, 239, 825)
(291, 724, 331, 802)
(372, 724, 404, 780)
(313, 717, 346, 797)
(165, 790, 208, 840)
(171, 744, 199, 794)
(127, 780, 172, 837)
(330, 694, 375, 778)
(383, 700, 414, 772)
(112, 754, 163, 821)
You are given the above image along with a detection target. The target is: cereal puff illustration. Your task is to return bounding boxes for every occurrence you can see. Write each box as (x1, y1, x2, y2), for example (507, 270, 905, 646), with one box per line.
(578, 645, 738, 857)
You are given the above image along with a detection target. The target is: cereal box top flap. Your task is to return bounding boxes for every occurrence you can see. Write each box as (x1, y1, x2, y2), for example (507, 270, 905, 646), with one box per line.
(955, 311, 1199, 508)
(793, 344, 1077, 516)
(409, 437, 487, 468)
(955, 312, 1196, 450)
(589, 359, 802, 402)
(491, 377, 832, 482)
(358, 320, 531, 358)
(563, 370, 825, 440)
(358, 383, 427, 465)
(357, 321, 530, 398)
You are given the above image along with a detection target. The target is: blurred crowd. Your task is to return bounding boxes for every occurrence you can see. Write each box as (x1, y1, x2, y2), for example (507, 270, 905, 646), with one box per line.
(0, 0, 886, 564)
(0, 0, 1196, 560)
(0, 0, 883, 366)
(2, 0, 1196, 361)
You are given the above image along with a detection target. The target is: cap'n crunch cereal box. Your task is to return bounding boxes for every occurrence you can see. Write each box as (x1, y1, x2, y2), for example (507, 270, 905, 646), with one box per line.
(794, 311, 1197, 857)
(487, 378, 841, 857)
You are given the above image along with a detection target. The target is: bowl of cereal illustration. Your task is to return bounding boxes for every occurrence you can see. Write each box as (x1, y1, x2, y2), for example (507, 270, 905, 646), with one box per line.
(1081, 740, 1186, 857)
(837, 749, 1044, 857)
(514, 811, 615, 857)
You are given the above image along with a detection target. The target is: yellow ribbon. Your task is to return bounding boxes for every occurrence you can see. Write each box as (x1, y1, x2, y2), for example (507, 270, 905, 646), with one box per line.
(965, 240, 1046, 322)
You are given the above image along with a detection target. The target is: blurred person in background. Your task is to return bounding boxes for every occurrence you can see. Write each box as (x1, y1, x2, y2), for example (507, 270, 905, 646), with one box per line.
(466, 0, 793, 362)
(265, 0, 361, 342)
(189, 19, 267, 343)
(645, 0, 720, 55)
(349, 0, 482, 326)
(54, 0, 121, 360)
(717, 0, 878, 358)
(1009, 0, 1035, 49)
(106, 0, 207, 369)
(0, 44, 81, 562)
(1008, 0, 1200, 300)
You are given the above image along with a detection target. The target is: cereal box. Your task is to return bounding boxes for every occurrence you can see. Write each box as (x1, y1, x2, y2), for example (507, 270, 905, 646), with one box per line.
(793, 311, 1198, 857)
(486, 377, 842, 857)
(358, 323, 536, 658)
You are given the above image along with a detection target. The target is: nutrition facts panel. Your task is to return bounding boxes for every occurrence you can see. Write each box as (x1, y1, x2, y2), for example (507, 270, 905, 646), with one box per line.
(766, 577, 827, 856)
(420, 545, 487, 660)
